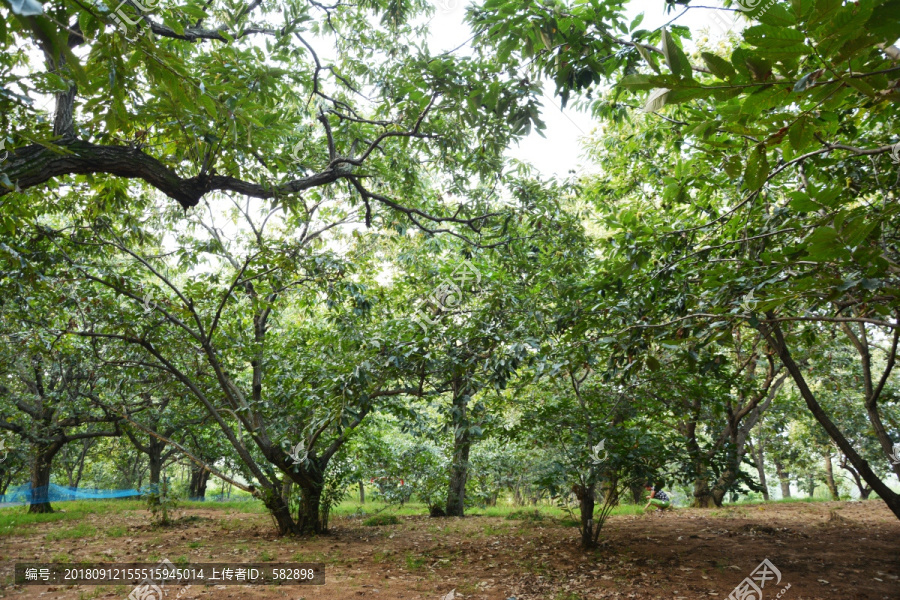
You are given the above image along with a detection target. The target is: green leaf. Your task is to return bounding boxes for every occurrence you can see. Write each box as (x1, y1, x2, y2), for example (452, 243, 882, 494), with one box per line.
(701, 52, 735, 80)
(788, 115, 815, 151)
(661, 29, 691, 79)
(743, 146, 769, 192)
(756, 4, 798, 26)
(744, 25, 805, 48)
(788, 192, 820, 212)
(635, 44, 661, 74)
(618, 74, 660, 90)
(642, 88, 669, 113)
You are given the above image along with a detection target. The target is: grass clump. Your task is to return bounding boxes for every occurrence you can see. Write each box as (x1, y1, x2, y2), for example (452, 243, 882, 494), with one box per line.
(363, 514, 400, 526)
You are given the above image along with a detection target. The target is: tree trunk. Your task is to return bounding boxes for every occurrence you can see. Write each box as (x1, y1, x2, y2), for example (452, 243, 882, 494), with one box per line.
(197, 468, 209, 500)
(281, 478, 293, 504)
(751, 439, 769, 501)
(445, 383, 472, 518)
(147, 438, 166, 486)
(762, 317, 900, 519)
(774, 460, 791, 499)
(630, 482, 644, 505)
(189, 466, 200, 498)
(296, 479, 324, 534)
(29, 442, 62, 513)
(824, 453, 839, 500)
(805, 475, 816, 498)
(358, 479, 365, 504)
(188, 466, 211, 500)
(445, 432, 470, 517)
(691, 474, 714, 508)
(262, 489, 301, 535)
(711, 467, 735, 507)
(574, 483, 596, 549)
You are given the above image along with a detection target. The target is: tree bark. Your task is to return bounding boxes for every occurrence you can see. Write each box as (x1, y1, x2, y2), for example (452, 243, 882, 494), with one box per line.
(574, 483, 596, 549)
(358, 479, 365, 504)
(29, 442, 62, 513)
(296, 479, 324, 534)
(446, 434, 470, 517)
(281, 478, 293, 504)
(148, 450, 163, 486)
(774, 459, 791, 499)
(824, 453, 839, 500)
(750, 438, 769, 501)
(445, 382, 472, 518)
(691, 468, 714, 508)
(262, 490, 301, 535)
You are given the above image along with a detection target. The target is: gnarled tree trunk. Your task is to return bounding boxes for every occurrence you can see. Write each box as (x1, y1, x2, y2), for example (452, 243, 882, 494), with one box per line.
(29, 441, 62, 513)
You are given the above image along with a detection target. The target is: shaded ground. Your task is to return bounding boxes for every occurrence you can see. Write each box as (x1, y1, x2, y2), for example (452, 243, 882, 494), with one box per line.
(0, 499, 897, 599)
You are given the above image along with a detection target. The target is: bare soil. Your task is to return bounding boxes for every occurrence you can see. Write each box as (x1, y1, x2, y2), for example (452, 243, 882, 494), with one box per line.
(1, 500, 897, 600)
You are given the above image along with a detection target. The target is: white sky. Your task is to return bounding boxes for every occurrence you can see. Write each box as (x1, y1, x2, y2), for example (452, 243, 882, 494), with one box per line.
(424, 0, 744, 178)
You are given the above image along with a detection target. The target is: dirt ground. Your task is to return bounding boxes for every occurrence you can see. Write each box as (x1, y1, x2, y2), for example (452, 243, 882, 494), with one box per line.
(1, 500, 897, 600)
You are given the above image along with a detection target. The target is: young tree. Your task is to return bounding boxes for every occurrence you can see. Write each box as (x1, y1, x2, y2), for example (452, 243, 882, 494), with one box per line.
(0, 338, 121, 512)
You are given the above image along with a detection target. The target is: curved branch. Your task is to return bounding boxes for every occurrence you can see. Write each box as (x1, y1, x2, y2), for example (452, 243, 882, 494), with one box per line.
(1, 140, 343, 208)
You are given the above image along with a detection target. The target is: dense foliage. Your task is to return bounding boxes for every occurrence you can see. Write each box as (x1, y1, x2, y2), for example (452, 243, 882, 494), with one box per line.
(1, 0, 897, 547)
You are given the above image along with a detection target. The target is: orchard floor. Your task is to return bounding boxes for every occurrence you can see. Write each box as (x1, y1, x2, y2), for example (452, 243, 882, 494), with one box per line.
(0, 499, 897, 600)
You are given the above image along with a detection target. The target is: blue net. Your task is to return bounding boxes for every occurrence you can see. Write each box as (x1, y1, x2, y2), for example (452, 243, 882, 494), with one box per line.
(0, 483, 141, 504)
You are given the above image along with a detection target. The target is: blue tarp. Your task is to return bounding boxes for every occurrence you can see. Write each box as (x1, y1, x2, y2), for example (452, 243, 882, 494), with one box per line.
(0, 483, 141, 504)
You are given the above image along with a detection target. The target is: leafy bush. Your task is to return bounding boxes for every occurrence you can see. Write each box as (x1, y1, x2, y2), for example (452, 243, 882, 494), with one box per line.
(143, 478, 177, 526)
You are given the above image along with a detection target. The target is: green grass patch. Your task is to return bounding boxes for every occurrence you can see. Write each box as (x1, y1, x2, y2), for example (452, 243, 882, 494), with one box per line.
(105, 526, 127, 538)
(257, 550, 276, 562)
(505, 509, 544, 521)
(404, 552, 426, 570)
(363, 514, 400, 526)
(47, 522, 97, 541)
